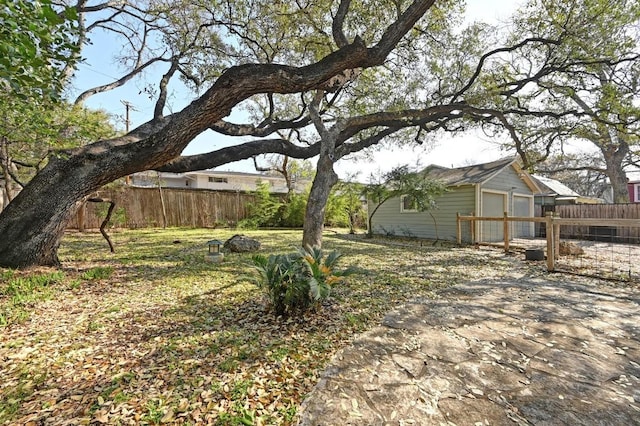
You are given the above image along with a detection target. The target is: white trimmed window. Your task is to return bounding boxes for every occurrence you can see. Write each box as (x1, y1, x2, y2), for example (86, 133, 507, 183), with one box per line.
(401, 195, 417, 212)
(208, 177, 228, 183)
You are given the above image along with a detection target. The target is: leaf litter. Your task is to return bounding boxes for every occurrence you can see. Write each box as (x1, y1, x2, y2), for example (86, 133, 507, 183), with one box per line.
(0, 228, 552, 425)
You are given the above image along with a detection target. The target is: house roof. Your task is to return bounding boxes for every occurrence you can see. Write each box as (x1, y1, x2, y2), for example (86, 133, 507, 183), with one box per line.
(531, 175, 580, 198)
(424, 156, 534, 186)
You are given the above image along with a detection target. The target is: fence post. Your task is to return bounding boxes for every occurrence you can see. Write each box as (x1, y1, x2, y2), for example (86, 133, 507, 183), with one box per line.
(456, 212, 462, 245)
(545, 212, 555, 271)
(470, 212, 475, 244)
(553, 212, 561, 260)
(503, 212, 509, 253)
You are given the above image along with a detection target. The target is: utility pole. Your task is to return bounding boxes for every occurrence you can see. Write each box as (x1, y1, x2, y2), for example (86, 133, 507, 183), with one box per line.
(121, 100, 136, 133)
(121, 100, 137, 185)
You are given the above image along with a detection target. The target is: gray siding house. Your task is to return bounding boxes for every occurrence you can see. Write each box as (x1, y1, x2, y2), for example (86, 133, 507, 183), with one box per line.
(368, 157, 540, 243)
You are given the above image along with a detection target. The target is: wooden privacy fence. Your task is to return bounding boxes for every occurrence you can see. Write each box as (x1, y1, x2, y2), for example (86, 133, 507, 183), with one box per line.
(456, 212, 640, 273)
(555, 204, 640, 243)
(70, 187, 257, 229)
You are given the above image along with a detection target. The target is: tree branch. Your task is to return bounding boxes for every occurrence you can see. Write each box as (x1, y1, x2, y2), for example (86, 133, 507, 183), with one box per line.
(332, 0, 350, 48)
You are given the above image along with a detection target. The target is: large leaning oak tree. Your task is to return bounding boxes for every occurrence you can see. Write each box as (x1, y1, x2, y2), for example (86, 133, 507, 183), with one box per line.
(0, 0, 439, 267)
(159, 0, 639, 249)
(1, 0, 635, 267)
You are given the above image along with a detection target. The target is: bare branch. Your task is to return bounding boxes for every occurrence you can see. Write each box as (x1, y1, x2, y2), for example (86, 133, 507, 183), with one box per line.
(158, 138, 321, 172)
(155, 60, 179, 118)
(74, 57, 169, 105)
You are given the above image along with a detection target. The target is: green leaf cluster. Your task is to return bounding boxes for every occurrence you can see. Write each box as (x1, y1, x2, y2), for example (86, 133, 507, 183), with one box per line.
(0, 97, 116, 189)
(249, 247, 353, 317)
(0, 0, 80, 101)
(364, 164, 447, 236)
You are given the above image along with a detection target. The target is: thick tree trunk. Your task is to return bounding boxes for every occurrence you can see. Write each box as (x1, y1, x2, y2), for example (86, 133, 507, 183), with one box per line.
(601, 139, 630, 204)
(302, 153, 338, 249)
(0, 142, 160, 267)
(606, 160, 630, 203)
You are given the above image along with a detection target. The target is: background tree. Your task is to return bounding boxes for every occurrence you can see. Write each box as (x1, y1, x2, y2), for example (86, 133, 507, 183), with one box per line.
(499, 0, 640, 203)
(535, 153, 612, 200)
(0, 99, 115, 205)
(364, 165, 447, 237)
(331, 175, 365, 234)
(253, 156, 314, 200)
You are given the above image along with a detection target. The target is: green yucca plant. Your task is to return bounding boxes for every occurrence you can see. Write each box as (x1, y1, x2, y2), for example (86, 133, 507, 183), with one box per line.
(249, 247, 354, 317)
(299, 246, 355, 301)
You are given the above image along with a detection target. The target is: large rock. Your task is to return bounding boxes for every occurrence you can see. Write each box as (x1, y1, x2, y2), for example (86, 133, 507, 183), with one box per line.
(559, 241, 584, 256)
(223, 234, 261, 253)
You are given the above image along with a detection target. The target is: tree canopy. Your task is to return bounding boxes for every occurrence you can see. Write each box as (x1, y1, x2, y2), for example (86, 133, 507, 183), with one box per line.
(1, 0, 640, 267)
(498, 0, 640, 202)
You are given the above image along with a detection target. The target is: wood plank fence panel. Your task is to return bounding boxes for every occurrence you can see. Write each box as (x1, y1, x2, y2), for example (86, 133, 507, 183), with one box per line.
(69, 187, 257, 229)
(556, 204, 640, 243)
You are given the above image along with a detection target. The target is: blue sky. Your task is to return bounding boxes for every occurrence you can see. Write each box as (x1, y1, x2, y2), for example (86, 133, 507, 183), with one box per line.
(69, 0, 526, 179)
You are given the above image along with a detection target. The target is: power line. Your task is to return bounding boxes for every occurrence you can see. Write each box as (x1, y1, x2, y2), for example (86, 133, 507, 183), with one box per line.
(77, 63, 120, 80)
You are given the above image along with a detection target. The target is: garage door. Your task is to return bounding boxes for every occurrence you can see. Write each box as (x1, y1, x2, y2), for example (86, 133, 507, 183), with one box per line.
(513, 195, 533, 238)
(481, 192, 506, 242)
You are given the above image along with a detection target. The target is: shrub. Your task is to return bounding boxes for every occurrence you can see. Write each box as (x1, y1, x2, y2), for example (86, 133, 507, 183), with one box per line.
(246, 182, 283, 227)
(249, 247, 353, 316)
(278, 192, 307, 228)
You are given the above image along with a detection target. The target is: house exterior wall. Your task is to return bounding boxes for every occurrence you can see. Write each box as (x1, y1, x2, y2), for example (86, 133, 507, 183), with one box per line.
(131, 171, 298, 193)
(483, 166, 531, 196)
(368, 164, 535, 243)
(369, 185, 476, 241)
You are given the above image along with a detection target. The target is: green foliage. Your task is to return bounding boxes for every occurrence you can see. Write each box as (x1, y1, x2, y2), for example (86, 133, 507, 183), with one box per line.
(244, 182, 283, 228)
(94, 203, 127, 228)
(0, 0, 80, 100)
(236, 218, 260, 230)
(250, 252, 309, 316)
(0, 98, 116, 191)
(326, 180, 366, 231)
(278, 191, 308, 228)
(249, 247, 353, 316)
(240, 177, 364, 230)
(81, 266, 114, 281)
(301, 246, 355, 301)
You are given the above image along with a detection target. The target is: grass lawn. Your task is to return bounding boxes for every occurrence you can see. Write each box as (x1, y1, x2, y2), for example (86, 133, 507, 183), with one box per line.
(0, 228, 538, 425)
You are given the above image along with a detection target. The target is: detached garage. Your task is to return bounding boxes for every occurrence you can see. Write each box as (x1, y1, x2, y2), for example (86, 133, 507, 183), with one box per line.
(368, 156, 540, 243)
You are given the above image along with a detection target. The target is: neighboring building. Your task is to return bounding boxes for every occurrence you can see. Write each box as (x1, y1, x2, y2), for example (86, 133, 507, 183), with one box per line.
(130, 170, 309, 194)
(368, 157, 540, 243)
(532, 175, 603, 208)
(628, 180, 640, 203)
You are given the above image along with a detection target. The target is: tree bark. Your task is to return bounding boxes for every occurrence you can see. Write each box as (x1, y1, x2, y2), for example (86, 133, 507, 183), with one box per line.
(603, 144, 630, 203)
(596, 127, 630, 204)
(302, 150, 338, 249)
